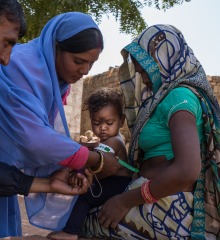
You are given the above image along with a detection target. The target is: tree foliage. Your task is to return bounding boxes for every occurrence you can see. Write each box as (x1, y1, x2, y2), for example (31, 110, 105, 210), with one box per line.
(18, 0, 191, 42)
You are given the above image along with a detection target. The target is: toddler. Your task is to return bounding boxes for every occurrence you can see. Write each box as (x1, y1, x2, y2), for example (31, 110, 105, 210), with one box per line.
(47, 87, 137, 240)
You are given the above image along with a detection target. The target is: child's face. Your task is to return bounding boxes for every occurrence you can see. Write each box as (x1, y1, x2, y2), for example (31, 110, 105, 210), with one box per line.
(90, 104, 124, 142)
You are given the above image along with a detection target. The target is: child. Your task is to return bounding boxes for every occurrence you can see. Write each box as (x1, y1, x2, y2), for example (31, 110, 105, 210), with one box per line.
(47, 87, 136, 240)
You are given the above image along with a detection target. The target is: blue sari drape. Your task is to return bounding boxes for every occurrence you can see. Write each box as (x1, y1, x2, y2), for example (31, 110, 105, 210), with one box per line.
(0, 12, 100, 236)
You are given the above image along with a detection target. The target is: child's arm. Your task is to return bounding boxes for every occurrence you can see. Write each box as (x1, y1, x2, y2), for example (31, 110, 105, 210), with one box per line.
(102, 134, 128, 162)
(102, 135, 139, 174)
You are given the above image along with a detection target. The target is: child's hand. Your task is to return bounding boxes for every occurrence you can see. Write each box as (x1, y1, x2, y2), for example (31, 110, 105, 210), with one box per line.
(69, 168, 93, 190)
(80, 140, 100, 150)
(84, 168, 94, 186)
(69, 172, 83, 187)
(47, 168, 90, 195)
(79, 130, 100, 150)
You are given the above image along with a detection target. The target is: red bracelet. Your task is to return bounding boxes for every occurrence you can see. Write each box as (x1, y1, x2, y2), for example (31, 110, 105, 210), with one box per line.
(141, 180, 158, 204)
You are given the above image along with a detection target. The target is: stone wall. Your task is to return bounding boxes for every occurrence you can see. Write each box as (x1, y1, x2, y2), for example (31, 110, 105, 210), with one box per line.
(64, 79, 83, 140)
(64, 69, 220, 143)
(207, 75, 220, 101)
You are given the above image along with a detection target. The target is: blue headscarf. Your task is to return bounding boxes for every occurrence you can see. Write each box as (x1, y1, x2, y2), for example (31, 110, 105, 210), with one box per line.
(0, 12, 101, 234)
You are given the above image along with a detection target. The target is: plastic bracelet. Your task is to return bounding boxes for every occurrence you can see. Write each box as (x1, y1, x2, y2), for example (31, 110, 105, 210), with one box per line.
(115, 156, 139, 173)
(141, 182, 151, 204)
(141, 180, 158, 204)
(89, 150, 104, 174)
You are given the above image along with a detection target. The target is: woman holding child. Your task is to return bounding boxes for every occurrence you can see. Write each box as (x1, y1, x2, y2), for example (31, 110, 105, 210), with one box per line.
(78, 24, 220, 239)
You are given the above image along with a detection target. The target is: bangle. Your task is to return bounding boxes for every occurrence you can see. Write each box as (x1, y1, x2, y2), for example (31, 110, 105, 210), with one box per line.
(141, 180, 158, 204)
(89, 150, 104, 174)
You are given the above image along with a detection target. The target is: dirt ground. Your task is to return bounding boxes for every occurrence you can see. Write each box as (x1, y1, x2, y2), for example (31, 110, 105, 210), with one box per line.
(0, 196, 50, 240)
(18, 195, 50, 237)
(1, 196, 101, 240)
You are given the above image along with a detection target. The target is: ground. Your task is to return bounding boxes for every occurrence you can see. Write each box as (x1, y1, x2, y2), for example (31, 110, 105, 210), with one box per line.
(20, 195, 51, 237)
(1, 196, 102, 240)
(1, 195, 50, 239)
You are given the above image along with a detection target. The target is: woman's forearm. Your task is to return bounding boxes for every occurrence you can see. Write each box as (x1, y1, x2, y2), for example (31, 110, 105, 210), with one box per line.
(0, 162, 34, 197)
(29, 177, 51, 193)
(121, 188, 145, 208)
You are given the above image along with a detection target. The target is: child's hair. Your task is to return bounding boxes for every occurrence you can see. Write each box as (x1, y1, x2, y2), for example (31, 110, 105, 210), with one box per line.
(83, 87, 124, 118)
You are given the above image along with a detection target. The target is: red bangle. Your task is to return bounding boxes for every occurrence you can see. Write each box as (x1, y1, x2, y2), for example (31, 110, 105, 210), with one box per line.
(141, 180, 158, 204)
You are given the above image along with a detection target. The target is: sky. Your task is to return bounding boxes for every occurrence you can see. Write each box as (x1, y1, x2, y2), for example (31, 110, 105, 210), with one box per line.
(88, 0, 220, 77)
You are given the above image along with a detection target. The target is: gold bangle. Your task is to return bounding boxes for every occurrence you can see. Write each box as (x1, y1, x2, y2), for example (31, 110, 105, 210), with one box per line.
(89, 150, 104, 174)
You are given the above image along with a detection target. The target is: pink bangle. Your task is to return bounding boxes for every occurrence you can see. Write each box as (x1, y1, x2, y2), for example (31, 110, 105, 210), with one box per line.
(141, 180, 158, 204)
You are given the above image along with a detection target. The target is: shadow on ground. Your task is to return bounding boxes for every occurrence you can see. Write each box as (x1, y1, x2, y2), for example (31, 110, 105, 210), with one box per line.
(1, 196, 102, 240)
(1, 195, 49, 240)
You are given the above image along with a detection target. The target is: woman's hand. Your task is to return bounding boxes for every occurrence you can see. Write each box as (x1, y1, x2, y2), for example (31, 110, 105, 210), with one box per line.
(97, 187, 146, 229)
(87, 151, 121, 179)
(97, 194, 130, 229)
(98, 152, 121, 179)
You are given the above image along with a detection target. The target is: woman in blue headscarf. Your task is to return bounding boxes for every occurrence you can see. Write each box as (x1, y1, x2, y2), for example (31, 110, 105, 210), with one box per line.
(80, 25, 220, 239)
(0, 12, 121, 237)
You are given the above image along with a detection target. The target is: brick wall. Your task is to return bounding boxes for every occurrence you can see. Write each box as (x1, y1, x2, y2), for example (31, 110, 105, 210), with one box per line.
(64, 78, 83, 140)
(207, 75, 220, 101)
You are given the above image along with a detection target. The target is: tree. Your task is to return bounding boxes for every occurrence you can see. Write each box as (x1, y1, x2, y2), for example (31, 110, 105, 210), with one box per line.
(19, 0, 191, 41)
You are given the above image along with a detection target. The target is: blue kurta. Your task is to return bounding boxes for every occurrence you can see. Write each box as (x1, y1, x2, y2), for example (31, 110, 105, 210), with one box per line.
(0, 12, 100, 237)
